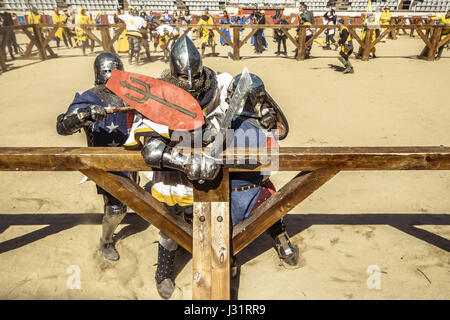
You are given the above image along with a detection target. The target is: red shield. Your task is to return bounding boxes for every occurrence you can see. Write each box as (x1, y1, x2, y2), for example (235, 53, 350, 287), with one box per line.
(106, 70, 204, 131)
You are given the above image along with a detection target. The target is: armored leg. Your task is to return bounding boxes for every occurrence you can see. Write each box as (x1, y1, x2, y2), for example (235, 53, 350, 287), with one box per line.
(133, 37, 141, 65)
(128, 37, 134, 63)
(155, 231, 178, 299)
(100, 194, 127, 261)
(435, 46, 444, 60)
(267, 219, 299, 267)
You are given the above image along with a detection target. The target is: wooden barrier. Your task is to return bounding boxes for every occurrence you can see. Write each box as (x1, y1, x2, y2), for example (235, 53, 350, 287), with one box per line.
(0, 146, 450, 299)
(1, 22, 449, 72)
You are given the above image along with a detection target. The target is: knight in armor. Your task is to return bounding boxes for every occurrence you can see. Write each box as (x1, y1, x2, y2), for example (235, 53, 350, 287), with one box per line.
(118, 8, 148, 64)
(56, 53, 135, 261)
(124, 36, 298, 299)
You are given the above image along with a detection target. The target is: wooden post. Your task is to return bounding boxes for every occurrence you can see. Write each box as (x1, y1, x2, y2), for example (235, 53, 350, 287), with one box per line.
(427, 26, 442, 61)
(33, 25, 46, 60)
(297, 27, 306, 61)
(192, 169, 230, 300)
(232, 27, 240, 60)
(0, 28, 10, 72)
(362, 28, 373, 61)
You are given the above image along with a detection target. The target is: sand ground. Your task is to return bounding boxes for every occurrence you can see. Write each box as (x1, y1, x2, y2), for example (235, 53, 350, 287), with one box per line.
(0, 29, 449, 300)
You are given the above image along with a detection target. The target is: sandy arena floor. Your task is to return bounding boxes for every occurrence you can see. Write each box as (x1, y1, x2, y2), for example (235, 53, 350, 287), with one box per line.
(0, 29, 449, 300)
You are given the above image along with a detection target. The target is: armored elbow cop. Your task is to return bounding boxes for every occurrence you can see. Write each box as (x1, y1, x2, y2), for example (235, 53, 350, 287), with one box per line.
(56, 108, 87, 135)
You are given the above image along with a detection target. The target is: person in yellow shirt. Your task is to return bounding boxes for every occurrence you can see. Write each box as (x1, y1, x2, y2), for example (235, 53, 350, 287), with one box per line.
(75, 6, 95, 55)
(196, 10, 216, 57)
(52, 7, 70, 49)
(336, 18, 354, 74)
(380, 6, 394, 39)
(28, 7, 41, 24)
(431, 9, 450, 60)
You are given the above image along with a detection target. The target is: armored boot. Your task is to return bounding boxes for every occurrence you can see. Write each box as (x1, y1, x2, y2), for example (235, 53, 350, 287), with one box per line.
(135, 51, 140, 65)
(273, 231, 299, 267)
(267, 220, 299, 267)
(435, 46, 444, 60)
(155, 243, 177, 299)
(155, 232, 179, 299)
(343, 59, 354, 74)
(100, 195, 127, 261)
(201, 45, 206, 58)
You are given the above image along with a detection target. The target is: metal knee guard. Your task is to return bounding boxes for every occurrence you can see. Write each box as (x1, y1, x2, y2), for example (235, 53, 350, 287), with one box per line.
(158, 231, 179, 251)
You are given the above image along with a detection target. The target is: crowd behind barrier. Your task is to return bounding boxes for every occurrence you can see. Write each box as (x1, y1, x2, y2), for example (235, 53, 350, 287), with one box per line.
(0, 5, 449, 73)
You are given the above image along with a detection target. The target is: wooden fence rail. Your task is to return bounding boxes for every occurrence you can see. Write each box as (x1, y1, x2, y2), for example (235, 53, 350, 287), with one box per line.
(0, 146, 449, 299)
(1, 23, 449, 72)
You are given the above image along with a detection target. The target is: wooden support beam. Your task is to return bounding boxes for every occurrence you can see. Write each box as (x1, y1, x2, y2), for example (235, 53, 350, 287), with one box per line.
(1, 147, 450, 171)
(39, 26, 58, 58)
(192, 169, 230, 300)
(347, 26, 364, 47)
(416, 27, 432, 49)
(80, 168, 193, 253)
(438, 33, 450, 49)
(296, 27, 306, 60)
(305, 26, 327, 48)
(362, 29, 373, 61)
(105, 25, 125, 53)
(232, 169, 339, 254)
(232, 27, 240, 60)
(32, 25, 46, 60)
(427, 27, 442, 61)
(239, 28, 259, 49)
(213, 27, 233, 47)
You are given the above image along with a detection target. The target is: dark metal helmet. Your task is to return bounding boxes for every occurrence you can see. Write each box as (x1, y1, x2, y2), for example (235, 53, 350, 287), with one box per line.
(94, 52, 124, 85)
(231, 73, 266, 118)
(170, 36, 203, 91)
(230, 73, 289, 140)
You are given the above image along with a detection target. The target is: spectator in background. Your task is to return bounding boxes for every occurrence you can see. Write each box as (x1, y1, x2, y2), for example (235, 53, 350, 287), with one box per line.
(253, 10, 266, 54)
(374, 6, 382, 38)
(336, 18, 354, 74)
(430, 9, 450, 60)
(29, 7, 42, 24)
(75, 6, 95, 55)
(300, 3, 314, 24)
(118, 7, 148, 64)
(274, 15, 288, 56)
(297, 13, 314, 59)
(180, 8, 193, 39)
(323, 9, 337, 50)
(162, 10, 171, 24)
(1, 11, 19, 57)
(197, 10, 216, 57)
(380, 6, 393, 39)
(52, 7, 70, 49)
(219, 10, 232, 46)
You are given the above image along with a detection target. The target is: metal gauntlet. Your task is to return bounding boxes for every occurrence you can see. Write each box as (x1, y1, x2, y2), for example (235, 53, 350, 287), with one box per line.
(141, 138, 220, 181)
(56, 105, 107, 136)
(141, 138, 187, 171)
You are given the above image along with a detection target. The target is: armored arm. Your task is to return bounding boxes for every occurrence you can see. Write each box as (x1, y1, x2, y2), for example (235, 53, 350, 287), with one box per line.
(56, 105, 107, 135)
(141, 137, 220, 181)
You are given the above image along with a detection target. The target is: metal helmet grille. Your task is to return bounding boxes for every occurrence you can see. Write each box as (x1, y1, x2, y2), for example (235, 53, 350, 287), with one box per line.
(169, 36, 203, 82)
(94, 53, 124, 85)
